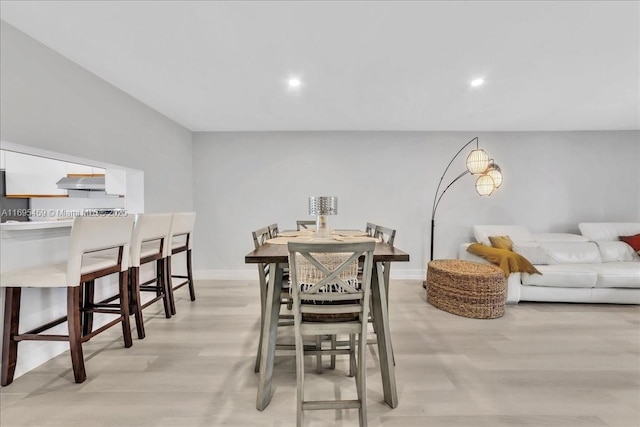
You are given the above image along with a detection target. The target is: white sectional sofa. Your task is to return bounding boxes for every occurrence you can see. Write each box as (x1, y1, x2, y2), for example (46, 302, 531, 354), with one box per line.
(459, 223, 640, 304)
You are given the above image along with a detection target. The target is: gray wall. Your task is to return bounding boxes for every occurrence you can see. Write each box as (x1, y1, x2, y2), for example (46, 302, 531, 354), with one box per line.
(193, 131, 640, 278)
(0, 21, 193, 213)
(2, 21, 638, 279)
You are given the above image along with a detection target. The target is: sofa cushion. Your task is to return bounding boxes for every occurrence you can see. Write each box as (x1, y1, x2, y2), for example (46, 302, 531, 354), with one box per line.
(539, 242, 602, 264)
(531, 233, 589, 242)
(522, 264, 597, 288)
(512, 243, 549, 265)
(473, 225, 534, 246)
(595, 241, 640, 262)
(587, 263, 640, 289)
(579, 222, 640, 241)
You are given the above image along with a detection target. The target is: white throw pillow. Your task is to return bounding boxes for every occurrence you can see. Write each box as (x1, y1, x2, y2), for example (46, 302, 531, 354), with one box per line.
(531, 233, 588, 242)
(579, 223, 640, 241)
(595, 241, 640, 262)
(473, 225, 534, 246)
(512, 243, 549, 265)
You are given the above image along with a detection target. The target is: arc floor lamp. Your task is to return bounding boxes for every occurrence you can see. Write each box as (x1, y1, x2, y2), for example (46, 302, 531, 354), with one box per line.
(430, 137, 503, 260)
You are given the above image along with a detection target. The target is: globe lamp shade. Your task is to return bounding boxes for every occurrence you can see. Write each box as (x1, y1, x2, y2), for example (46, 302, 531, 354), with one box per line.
(466, 149, 490, 174)
(475, 174, 495, 196)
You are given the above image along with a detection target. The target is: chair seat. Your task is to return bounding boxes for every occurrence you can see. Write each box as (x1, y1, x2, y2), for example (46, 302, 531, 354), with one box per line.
(1, 263, 67, 288)
(300, 321, 362, 336)
(0, 257, 119, 288)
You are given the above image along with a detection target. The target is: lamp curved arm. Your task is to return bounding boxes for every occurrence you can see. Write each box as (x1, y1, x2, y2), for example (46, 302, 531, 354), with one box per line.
(432, 169, 470, 221)
(429, 136, 479, 261)
(431, 137, 478, 221)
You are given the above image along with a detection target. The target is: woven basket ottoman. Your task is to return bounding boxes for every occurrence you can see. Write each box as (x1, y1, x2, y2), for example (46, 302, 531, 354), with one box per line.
(426, 260, 506, 319)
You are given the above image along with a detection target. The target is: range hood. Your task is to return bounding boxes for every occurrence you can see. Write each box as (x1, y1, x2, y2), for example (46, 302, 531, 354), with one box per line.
(56, 176, 106, 191)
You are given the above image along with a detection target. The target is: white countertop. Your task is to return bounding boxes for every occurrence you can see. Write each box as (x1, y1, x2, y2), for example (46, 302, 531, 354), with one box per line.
(1, 219, 74, 231)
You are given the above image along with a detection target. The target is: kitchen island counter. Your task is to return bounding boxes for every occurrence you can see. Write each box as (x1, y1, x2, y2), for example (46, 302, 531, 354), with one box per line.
(1, 219, 74, 231)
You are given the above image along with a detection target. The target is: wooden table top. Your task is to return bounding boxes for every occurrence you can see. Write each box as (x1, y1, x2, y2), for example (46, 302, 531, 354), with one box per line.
(245, 241, 410, 264)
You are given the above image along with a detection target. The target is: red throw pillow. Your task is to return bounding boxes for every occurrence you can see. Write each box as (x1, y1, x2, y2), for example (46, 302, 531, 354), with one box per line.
(619, 234, 640, 251)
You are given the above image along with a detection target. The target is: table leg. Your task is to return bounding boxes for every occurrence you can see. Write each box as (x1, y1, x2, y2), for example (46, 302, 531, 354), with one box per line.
(370, 261, 398, 408)
(254, 263, 268, 373)
(256, 263, 283, 411)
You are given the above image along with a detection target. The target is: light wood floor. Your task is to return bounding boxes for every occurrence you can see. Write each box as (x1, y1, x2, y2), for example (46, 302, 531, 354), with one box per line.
(1, 280, 639, 427)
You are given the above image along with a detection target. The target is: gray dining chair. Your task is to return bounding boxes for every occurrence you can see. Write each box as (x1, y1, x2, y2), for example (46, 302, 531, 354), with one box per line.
(374, 225, 396, 300)
(251, 225, 293, 373)
(365, 222, 377, 237)
(288, 240, 375, 427)
(268, 223, 279, 237)
(296, 220, 316, 231)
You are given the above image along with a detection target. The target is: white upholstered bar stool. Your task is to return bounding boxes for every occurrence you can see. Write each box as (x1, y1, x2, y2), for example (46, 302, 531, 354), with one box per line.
(166, 212, 197, 315)
(129, 213, 173, 339)
(1, 215, 134, 386)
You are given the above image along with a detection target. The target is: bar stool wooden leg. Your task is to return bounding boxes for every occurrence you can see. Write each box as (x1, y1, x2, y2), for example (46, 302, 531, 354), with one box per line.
(119, 270, 133, 348)
(1, 287, 21, 386)
(166, 257, 177, 316)
(129, 267, 145, 339)
(158, 259, 172, 318)
(186, 249, 195, 301)
(67, 286, 86, 384)
(81, 280, 95, 337)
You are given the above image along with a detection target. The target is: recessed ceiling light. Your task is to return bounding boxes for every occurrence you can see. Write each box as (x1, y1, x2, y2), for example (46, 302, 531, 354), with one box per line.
(287, 77, 302, 89)
(470, 78, 485, 87)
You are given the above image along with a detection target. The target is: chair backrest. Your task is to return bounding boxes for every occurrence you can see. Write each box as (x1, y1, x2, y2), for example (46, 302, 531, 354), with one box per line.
(375, 225, 396, 245)
(288, 241, 375, 322)
(67, 215, 135, 286)
(365, 222, 377, 237)
(252, 226, 271, 250)
(130, 213, 173, 267)
(252, 226, 272, 290)
(296, 220, 316, 230)
(169, 212, 197, 251)
(268, 223, 279, 238)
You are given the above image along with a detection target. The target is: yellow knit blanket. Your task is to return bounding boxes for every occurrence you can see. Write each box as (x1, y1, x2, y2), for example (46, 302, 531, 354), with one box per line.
(467, 243, 542, 277)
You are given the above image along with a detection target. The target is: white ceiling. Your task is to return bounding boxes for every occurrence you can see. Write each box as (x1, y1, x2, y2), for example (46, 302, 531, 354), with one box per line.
(1, 0, 638, 132)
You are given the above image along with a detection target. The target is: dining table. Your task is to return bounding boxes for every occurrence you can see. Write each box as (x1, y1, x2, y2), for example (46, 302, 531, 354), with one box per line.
(244, 230, 410, 411)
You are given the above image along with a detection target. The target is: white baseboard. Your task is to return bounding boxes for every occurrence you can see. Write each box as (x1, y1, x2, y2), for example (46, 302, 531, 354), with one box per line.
(195, 270, 257, 280)
(390, 269, 426, 280)
(194, 269, 426, 281)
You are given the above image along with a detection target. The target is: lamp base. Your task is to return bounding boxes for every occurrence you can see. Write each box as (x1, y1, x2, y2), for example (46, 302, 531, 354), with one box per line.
(316, 215, 331, 238)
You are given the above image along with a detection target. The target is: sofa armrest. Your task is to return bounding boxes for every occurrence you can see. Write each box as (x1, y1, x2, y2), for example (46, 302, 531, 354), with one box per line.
(505, 273, 521, 305)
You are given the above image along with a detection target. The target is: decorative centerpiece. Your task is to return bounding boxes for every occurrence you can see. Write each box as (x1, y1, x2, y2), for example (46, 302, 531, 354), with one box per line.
(308, 196, 338, 238)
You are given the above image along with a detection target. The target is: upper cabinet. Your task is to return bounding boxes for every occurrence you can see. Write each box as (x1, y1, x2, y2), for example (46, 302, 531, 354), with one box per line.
(1, 151, 119, 198)
(4, 151, 68, 197)
(105, 168, 126, 196)
(67, 162, 105, 176)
